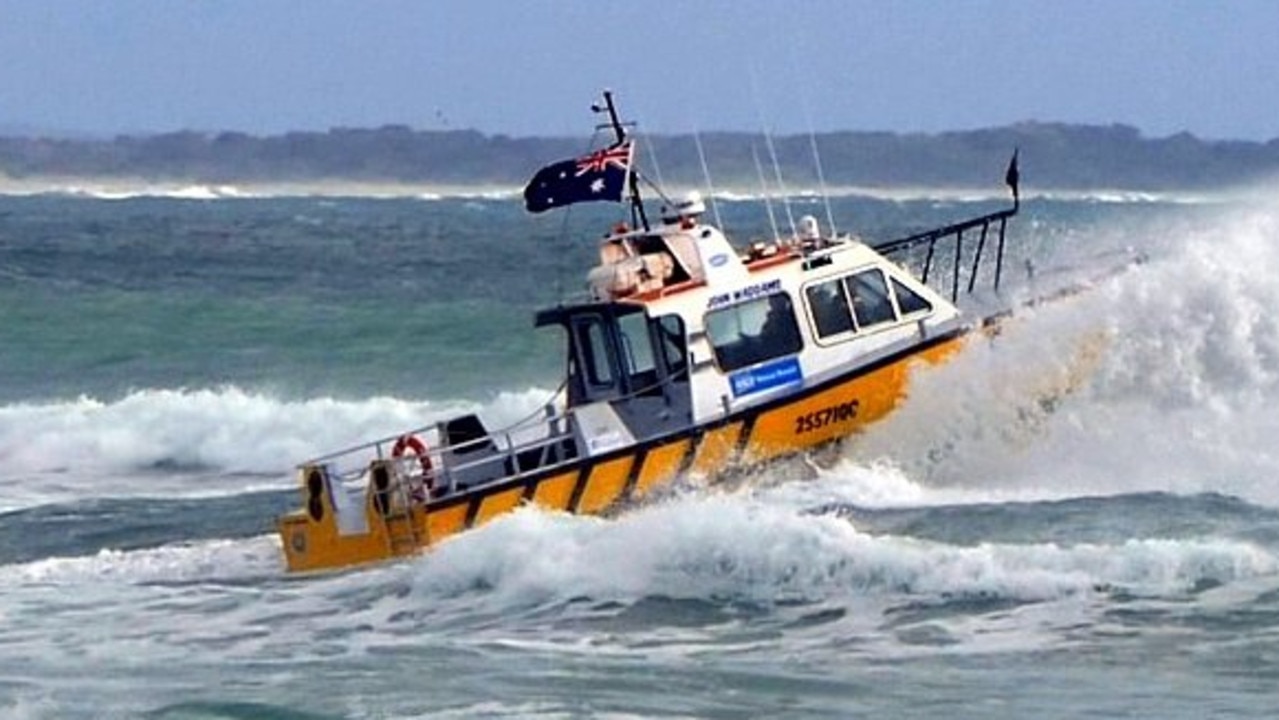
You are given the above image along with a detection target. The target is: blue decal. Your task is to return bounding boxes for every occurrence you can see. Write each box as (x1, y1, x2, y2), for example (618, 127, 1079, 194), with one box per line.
(709, 253, 729, 267)
(730, 356, 803, 398)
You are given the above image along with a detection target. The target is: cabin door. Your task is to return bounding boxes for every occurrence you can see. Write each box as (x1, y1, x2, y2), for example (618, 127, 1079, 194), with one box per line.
(568, 309, 691, 438)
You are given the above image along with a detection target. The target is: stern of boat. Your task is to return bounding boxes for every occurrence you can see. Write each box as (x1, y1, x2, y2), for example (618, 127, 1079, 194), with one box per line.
(277, 460, 429, 573)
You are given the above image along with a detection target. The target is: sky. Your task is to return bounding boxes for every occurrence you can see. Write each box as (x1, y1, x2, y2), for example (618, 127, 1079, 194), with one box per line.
(1, 0, 1276, 141)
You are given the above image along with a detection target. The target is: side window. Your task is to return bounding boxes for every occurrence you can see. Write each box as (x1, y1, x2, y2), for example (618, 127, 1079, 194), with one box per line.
(805, 278, 855, 339)
(705, 293, 803, 372)
(576, 318, 615, 387)
(891, 277, 933, 316)
(846, 270, 896, 328)
(617, 312, 656, 376)
(656, 314, 688, 377)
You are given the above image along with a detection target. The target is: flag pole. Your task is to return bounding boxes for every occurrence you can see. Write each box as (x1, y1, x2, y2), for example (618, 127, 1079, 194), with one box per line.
(594, 90, 649, 231)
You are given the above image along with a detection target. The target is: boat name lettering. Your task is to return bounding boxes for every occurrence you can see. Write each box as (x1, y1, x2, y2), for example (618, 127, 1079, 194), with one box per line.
(795, 400, 860, 434)
(707, 279, 783, 309)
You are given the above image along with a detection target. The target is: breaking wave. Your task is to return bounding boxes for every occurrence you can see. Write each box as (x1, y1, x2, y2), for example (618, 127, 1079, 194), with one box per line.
(0, 385, 560, 510)
(0, 177, 522, 201)
(849, 200, 1279, 507)
(415, 489, 1278, 611)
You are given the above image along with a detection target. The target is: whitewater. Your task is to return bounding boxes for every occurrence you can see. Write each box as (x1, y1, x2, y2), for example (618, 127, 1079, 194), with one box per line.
(2, 191, 1279, 718)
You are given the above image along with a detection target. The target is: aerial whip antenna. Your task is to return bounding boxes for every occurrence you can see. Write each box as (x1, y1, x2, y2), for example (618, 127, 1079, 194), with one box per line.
(752, 143, 781, 242)
(762, 125, 796, 239)
(693, 129, 727, 233)
(746, 63, 796, 238)
(798, 91, 837, 237)
(783, 40, 838, 238)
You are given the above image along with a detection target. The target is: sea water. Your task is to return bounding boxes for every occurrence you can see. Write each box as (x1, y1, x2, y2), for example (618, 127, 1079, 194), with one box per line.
(2, 188, 1279, 718)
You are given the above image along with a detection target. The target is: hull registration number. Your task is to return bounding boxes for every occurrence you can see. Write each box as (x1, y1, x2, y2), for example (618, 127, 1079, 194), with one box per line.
(794, 400, 861, 435)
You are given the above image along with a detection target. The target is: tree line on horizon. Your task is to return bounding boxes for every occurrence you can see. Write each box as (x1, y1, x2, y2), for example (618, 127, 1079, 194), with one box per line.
(0, 122, 1276, 190)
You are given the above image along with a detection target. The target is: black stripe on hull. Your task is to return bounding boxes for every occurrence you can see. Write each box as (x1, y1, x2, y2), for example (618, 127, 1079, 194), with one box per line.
(734, 413, 759, 458)
(565, 465, 591, 514)
(619, 446, 651, 503)
(676, 432, 700, 476)
(521, 476, 539, 503)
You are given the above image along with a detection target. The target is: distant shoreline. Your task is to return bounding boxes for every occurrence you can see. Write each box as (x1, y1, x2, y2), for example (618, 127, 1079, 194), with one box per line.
(0, 175, 1262, 205)
(1, 121, 1277, 195)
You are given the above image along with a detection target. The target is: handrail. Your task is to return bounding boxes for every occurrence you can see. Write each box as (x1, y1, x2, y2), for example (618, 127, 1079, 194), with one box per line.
(299, 358, 697, 496)
(298, 380, 570, 470)
(872, 205, 1018, 302)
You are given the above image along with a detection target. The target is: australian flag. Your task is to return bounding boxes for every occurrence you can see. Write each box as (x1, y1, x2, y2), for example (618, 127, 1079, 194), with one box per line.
(523, 140, 634, 213)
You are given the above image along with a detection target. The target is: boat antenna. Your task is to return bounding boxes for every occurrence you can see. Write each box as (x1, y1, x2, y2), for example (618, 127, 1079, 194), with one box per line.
(782, 41, 838, 238)
(746, 64, 796, 238)
(762, 125, 797, 238)
(636, 173, 676, 207)
(592, 90, 649, 231)
(752, 142, 781, 242)
(635, 134, 696, 221)
(693, 129, 727, 233)
(643, 135, 668, 193)
(593, 89, 626, 143)
(799, 98, 837, 238)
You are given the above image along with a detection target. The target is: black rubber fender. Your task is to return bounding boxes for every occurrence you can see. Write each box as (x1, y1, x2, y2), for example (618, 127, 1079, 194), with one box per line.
(306, 468, 325, 522)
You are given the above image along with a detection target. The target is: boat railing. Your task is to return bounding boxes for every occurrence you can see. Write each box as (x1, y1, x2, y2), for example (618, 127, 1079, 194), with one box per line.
(297, 342, 698, 505)
(298, 397, 584, 502)
(872, 202, 1019, 303)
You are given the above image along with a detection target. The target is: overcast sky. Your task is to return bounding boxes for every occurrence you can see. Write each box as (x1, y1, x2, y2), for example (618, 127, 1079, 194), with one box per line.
(1, 0, 1275, 140)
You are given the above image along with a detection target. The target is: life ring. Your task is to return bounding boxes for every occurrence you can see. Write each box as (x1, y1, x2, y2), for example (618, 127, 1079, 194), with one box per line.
(391, 434, 434, 493)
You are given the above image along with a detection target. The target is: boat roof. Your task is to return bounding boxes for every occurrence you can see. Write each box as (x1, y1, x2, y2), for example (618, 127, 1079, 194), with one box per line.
(534, 298, 646, 327)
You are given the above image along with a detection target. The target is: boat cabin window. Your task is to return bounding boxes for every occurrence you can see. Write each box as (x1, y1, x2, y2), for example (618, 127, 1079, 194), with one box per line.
(806, 279, 856, 338)
(705, 292, 803, 372)
(848, 270, 896, 328)
(892, 277, 933, 316)
(804, 269, 934, 341)
(617, 311, 659, 394)
(562, 306, 693, 406)
(657, 314, 689, 378)
(575, 316, 617, 390)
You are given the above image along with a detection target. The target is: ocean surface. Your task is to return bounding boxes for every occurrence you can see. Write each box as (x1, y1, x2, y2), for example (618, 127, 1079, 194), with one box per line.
(3, 184, 1279, 718)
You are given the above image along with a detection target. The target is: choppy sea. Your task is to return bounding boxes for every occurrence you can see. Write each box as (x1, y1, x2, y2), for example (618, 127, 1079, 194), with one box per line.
(3, 184, 1279, 718)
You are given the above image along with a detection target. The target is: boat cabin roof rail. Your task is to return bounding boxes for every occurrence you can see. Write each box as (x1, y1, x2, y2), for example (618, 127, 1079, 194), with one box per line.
(297, 388, 570, 475)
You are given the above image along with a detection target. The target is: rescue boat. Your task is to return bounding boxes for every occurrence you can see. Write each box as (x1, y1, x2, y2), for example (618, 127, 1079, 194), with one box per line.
(277, 92, 1025, 573)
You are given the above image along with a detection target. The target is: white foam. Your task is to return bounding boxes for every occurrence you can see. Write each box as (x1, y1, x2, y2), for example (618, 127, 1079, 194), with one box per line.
(0, 535, 282, 584)
(0, 694, 61, 720)
(843, 200, 1279, 507)
(0, 176, 523, 201)
(703, 185, 1232, 205)
(34, 182, 251, 200)
(412, 490, 1277, 609)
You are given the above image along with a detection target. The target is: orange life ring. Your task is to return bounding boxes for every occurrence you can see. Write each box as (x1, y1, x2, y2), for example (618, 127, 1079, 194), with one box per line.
(391, 434, 434, 492)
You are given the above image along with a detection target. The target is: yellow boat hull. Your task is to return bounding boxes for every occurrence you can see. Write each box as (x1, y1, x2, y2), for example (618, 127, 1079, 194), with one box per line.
(277, 333, 966, 574)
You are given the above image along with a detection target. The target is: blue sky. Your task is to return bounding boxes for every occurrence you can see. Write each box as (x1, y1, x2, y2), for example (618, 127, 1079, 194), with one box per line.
(1, 0, 1276, 140)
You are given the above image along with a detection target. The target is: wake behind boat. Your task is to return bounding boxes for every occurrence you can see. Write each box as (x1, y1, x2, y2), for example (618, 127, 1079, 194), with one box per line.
(277, 92, 1025, 573)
